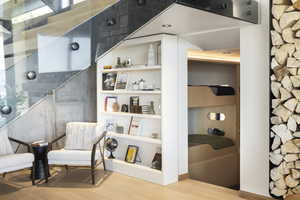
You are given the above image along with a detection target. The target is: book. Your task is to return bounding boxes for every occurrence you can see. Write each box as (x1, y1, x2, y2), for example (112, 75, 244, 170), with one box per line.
(128, 117, 142, 136)
(115, 72, 128, 90)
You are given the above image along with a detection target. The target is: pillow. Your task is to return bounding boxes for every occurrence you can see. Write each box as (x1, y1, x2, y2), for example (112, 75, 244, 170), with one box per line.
(64, 122, 103, 150)
(0, 131, 13, 156)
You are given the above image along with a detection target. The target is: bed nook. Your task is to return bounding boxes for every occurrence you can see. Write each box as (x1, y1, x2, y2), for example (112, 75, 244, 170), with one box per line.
(187, 49, 240, 189)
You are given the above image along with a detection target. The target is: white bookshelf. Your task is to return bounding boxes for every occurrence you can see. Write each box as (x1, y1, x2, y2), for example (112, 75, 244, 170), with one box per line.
(107, 132, 162, 144)
(102, 65, 161, 73)
(101, 111, 161, 119)
(97, 34, 179, 185)
(99, 90, 161, 95)
(104, 158, 163, 184)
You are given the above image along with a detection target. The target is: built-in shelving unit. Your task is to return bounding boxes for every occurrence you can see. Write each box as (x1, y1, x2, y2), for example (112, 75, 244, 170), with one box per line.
(101, 111, 161, 119)
(104, 158, 163, 184)
(102, 65, 161, 73)
(188, 86, 236, 108)
(107, 132, 162, 144)
(97, 34, 179, 185)
(99, 90, 161, 95)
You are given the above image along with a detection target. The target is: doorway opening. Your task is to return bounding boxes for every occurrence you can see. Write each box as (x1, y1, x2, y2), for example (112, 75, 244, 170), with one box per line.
(187, 48, 240, 190)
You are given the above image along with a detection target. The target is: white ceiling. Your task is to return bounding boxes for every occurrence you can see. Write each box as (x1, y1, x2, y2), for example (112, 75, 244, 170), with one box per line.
(183, 28, 240, 50)
(129, 4, 251, 50)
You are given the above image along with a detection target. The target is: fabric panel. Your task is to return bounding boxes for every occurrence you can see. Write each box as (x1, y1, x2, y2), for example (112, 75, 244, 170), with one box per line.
(48, 149, 101, 162)
(0, 153, 34, 170)
(0, 131, 14, 156)
(65, 122, 101, 150)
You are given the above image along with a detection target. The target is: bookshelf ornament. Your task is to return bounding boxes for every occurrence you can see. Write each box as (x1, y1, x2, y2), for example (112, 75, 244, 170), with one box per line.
(105, 138, 118, 159)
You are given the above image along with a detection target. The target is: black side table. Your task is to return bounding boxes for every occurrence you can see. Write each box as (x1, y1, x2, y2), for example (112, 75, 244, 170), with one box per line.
(31, 142, 50, 180)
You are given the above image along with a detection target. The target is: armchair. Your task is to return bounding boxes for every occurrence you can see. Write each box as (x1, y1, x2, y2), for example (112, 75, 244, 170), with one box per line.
(0, 132, 35, 185)
(46, 122, 106, 185)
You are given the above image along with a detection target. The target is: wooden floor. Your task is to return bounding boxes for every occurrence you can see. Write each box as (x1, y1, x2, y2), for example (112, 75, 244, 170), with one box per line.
(0, 168, 246, 200)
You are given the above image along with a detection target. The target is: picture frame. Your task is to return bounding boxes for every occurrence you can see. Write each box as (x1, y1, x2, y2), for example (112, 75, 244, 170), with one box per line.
(130, 96, 140, 113)
(125, 145, 139, 164)
(102, 73, 117, 90)
(115, 72, 128, 90)
(151, 153, 162, 170)
(105, 96, 117, 112)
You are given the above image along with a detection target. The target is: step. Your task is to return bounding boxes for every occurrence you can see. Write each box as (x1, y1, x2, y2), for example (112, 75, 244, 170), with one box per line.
(48, 0, 115, 23)
(5, 0, 117, 57)
(22, 0, 116, 40)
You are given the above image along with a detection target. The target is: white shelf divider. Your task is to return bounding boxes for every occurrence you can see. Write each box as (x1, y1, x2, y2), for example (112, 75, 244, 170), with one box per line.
(107, 132, 162, 144)
(101, 111, 161, 119)
(102, 65, 161, 73)
(105, 158, 163, 184)
(99, 90, 161, 95)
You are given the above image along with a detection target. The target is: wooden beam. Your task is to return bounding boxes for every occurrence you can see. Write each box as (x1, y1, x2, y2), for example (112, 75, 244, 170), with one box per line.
(188, 86, 236, 108)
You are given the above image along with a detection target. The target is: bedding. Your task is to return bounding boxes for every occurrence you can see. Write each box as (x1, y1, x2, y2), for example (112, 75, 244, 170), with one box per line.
(188, 134, 234, 150)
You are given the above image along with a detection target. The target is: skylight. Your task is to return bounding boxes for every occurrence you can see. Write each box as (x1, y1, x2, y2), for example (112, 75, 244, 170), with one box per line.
(12, 6, 53, 24)
(11, 0, 87, 24)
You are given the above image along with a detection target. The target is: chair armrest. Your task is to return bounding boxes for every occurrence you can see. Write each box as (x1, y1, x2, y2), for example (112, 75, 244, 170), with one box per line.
(93, 131, 107, 146)
(48, 133, 66, 151)
(91, 131, 107, 164)
(8, 137, 32, 153)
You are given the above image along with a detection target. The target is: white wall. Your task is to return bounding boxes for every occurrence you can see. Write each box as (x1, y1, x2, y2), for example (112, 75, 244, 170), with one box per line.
(240, 0, 270, 196)
(177, 38, 201, 175)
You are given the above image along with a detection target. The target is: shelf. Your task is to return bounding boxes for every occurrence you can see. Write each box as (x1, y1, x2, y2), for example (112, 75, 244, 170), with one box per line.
(100, 90, 161, 95)
(188, 86, 236, 108)
(107, 132, 162, 144)
(101, 112, 161, 119)
(105, 158, 163, 184)
(102, 65, 161, 73)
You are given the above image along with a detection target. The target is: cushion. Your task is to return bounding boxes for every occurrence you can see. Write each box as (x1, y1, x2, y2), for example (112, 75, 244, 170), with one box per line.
(65, 122, 103, 150)
(0, 153, 34, 172)
(48, 149, 101, 166)
(0, 131, 13, 156)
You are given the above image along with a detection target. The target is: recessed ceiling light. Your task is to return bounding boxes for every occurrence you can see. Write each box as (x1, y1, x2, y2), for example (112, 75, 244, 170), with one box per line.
(162, 24, 172, 28)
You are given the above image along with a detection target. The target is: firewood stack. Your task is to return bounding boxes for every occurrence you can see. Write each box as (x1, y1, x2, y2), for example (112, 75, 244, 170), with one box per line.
(271, 0, 300, 199)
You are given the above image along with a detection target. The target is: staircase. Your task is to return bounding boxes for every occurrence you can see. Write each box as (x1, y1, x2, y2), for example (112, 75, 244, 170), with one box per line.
(0, 0, 119, 128)
(0, 0, 258, 136)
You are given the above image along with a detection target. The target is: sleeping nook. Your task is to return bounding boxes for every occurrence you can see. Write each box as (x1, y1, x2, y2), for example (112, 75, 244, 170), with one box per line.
(187, 49, 240, 190)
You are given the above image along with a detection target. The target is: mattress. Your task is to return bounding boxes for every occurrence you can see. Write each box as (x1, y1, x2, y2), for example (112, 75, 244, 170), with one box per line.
(188, 134, 234, 150)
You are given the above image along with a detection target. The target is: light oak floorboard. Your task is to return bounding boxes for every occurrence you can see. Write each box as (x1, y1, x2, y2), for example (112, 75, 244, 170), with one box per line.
(0, 168, 246, 200)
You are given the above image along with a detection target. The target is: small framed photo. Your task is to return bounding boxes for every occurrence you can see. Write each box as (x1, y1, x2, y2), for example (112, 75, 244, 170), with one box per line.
(115, 72, 128, 90)
(103, 73, 117, 91)
(105, 96, 117, 112)
(125, 145, 139, 164)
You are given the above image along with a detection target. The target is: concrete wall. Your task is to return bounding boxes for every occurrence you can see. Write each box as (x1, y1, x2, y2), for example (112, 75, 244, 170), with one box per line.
(240, 0, 270, 196)
(0, 66, 97, 151)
